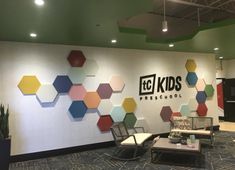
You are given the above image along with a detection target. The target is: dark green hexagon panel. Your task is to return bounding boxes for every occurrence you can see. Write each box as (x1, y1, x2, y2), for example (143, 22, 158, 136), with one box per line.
(124, 113, 137, 129)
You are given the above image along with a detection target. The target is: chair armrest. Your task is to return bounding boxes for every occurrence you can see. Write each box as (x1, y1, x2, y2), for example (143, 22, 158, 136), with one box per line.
(133, 127, 145, 133)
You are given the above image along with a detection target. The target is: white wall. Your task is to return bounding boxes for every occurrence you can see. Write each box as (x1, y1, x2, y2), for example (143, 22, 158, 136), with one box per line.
(216, 59, 235, 79)
(0, 41, 219, 155)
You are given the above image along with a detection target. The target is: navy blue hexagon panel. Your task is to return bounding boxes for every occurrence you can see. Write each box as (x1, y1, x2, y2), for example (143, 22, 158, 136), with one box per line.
(69, 101, 88, 118)
(53, 75, 73, 93)
(196, 91, 207, 104)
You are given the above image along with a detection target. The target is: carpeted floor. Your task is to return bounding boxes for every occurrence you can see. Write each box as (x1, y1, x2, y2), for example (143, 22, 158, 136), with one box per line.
(10, 131, 235, 170)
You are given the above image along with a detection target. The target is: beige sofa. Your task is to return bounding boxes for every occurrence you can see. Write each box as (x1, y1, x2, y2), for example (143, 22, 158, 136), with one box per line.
(170, 116, 214, 145)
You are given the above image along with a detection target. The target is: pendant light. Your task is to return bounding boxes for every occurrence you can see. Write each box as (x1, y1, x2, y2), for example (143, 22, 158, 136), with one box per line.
(162, 0, 168, 32)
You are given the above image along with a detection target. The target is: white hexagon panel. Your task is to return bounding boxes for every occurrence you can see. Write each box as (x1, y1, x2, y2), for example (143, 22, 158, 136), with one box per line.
(109, 75, 125, 92)
(83, 59, 99, 76)
(36, 84, 58, 104)
(68, 67, 86, 84)
(188, 98, 198, 112)
(98, 99, 113, 116)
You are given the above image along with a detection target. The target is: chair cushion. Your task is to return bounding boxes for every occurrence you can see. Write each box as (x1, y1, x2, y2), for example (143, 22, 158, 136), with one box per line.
(121, 133, 152, 146)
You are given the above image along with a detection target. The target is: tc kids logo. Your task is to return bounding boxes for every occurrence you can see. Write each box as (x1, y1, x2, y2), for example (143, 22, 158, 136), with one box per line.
(139, 74, 182, 101)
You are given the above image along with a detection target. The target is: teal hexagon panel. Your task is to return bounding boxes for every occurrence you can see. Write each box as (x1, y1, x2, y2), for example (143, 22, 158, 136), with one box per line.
(110, 106, 126, 122)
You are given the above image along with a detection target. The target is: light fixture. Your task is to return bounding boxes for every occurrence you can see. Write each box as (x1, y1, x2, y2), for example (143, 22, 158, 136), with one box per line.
(34, 0, 44, 6)
(219, 56, 223, 59)
(111, 39, 117, 44)
(30, 33, 37, 38)
(214, 47, 219, 51)
(169, 43, 174, 47)
(162, 0, 168, 32)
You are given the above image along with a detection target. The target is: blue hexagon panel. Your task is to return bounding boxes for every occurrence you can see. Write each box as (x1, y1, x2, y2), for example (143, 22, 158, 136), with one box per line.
(196, 91, 207, 104)
(53, 75, 73, 93)
(186, 72, 198, 86)
(69, 101, 88, 118)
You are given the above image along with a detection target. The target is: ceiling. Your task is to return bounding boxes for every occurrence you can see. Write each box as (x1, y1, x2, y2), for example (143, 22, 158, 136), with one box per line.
(0, 0, 235, 59)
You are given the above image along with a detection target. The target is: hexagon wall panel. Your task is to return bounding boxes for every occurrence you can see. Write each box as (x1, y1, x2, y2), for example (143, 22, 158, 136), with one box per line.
(122, 97, 137, 113)
(69, 101, 88, 118)
(196, 79, 206, 91)
(36, 84, 58, 103)
(83, 92, 101, 109)
(197, 103, 208, 116)
(67, 50, 86, 67)
(110, 106, 126, 122)
(97, 83, 113, 99)
(97, 115, 113, 132)
(69, 85, 86, 101)
(68, 68, 86, 84)
(98, 99, 113, 116)
(124, 113, 137, 129)
(186, 72, 198, 86)
(196, 91, 207, 104)
(188, 98, 198, 111)
(185, 59, 197, 72)
(109, 76, 125, 92)
(160, 106, 173, 122)
(205, 84, 214, 97)
(84, 59, 99, 76)
(53, 75, 73, 93)
(180, 104, 190, 117)
(18, 76, 41, 95)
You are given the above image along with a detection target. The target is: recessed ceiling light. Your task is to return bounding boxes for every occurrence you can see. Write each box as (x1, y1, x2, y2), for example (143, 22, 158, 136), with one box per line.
(169, 43, 174, 47)
(214, 47, 219, 51)
(30, 33, 37, 38)
(219, 56, 223, 59)
(111, 39, 117, 44)
(34, 0, 44, 6)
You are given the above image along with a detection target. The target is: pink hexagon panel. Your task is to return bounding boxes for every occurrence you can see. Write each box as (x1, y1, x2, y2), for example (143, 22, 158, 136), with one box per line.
(67, 50, 86, 67)
(160, 106, 173, 122)
(196, 79, 206, 91)
(36, 84, 58, 104)
(83, 91, 101, 109)
(109, 75, 125, 92)
(18, 76, 41, 95)
(69, 85, 87, 101)
(96, 83, 113, 99)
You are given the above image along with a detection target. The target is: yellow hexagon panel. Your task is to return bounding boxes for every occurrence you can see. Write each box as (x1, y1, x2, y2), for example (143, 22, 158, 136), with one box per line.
(18, 76, 41, 95)
(122, 97, 137, 113)
(185, 59, 197, 72)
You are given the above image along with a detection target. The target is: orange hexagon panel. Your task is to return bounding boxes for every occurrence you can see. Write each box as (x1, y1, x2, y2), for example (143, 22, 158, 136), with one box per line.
(18, 76, 41, 95)
(122, 97, 137, 113)
(185, 59, 197, 72)
(83, 91, 101, 109)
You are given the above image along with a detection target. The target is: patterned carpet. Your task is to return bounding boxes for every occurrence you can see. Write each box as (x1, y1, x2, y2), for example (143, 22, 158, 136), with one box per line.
(10, 131, 235, 170)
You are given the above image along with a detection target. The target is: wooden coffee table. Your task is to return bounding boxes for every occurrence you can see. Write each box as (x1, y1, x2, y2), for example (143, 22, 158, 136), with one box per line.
(151, 138, 201, 163)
